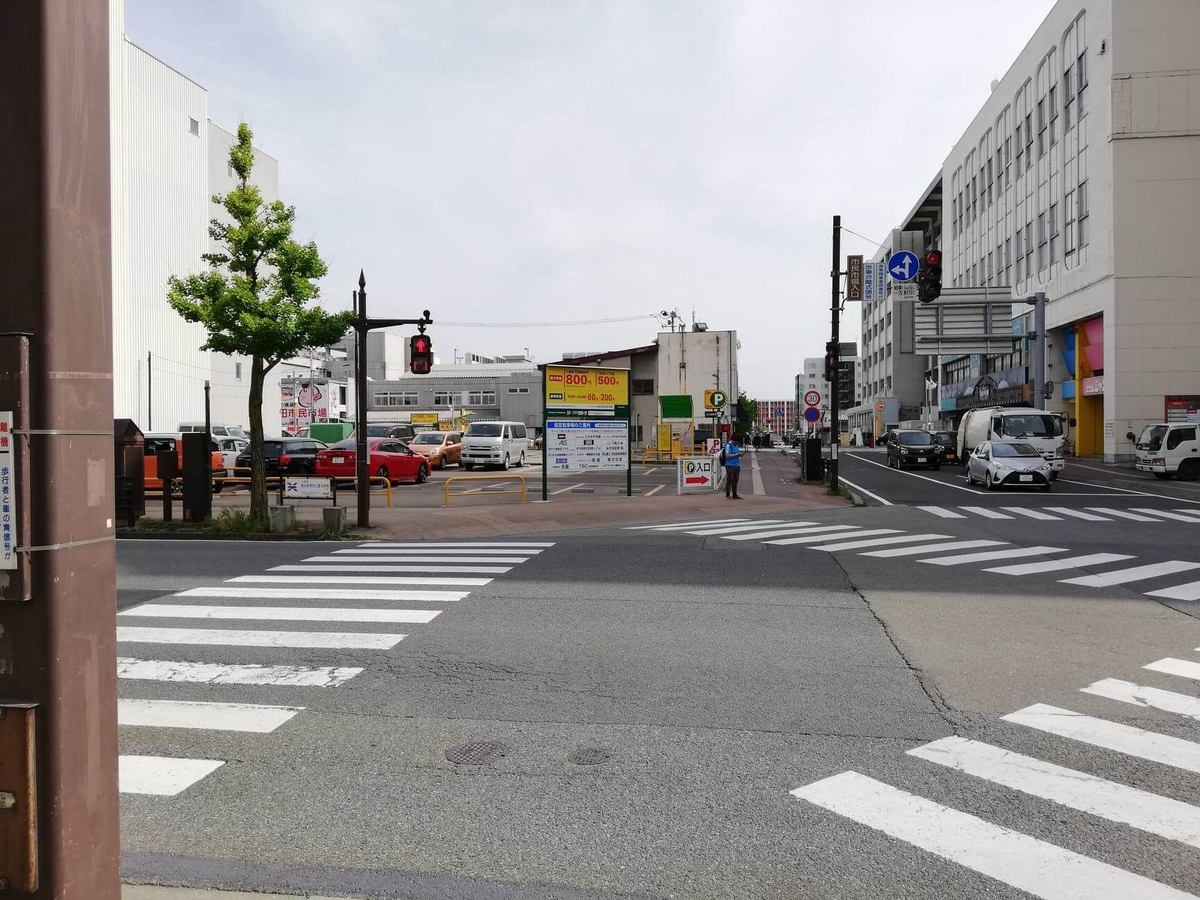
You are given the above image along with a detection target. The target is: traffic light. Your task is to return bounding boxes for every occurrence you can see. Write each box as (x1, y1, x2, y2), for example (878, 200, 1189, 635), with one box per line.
(409, 333, 433, 374)
(823, 341, 838, 382)
(919, 249, 943, 303)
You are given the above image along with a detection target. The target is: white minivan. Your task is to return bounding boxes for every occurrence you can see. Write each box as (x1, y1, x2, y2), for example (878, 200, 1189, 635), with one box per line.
(461, 421, 529, 471)
(1134, 422, 1200, 481)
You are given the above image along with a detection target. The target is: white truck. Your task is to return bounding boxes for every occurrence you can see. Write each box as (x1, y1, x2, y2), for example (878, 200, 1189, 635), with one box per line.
(1133, 422, 1200, 481)
(957, 407, 1070, 479)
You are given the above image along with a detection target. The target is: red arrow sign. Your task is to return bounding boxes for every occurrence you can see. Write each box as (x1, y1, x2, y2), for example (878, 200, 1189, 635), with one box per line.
(684, 475, 709, 485)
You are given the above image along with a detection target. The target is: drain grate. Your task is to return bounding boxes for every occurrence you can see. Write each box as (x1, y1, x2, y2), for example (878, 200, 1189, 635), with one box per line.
(568, 747, 612, 766)
(445, 741, 509, 765)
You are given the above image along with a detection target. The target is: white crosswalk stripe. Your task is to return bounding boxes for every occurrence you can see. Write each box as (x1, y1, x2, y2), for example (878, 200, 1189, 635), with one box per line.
(119, 604, 442, 624)
(860, 539, 1007, 558)
(1000, 507, 1061, 521)
(917, 505, 1200, 524)
(119, 756, 225, 797)
(1131, 508, 1200, 523)
(1145, 579, 1200, 602)
(682, 520, 790, 535)
(118, 626, 407, 650)
(315, 554, 530, 564)
(230, 575, 493, 586)
(766, 529, 903, 546)
(1174, 508, 1200, 519)
(337, 546, 547, 554)
(625, 518, 751, 531)
(721, 525, 859, 541)
(810, 534, 954, 553)
(368, 541, 554, 547)
(917, 506, 966, 519)
(1144, 657, 1200, 681)
(1086, 508, 1161, 522)
(1043, 507, 1111, 521)
(1081, 678, 1200, 722)
(959, 506, 1013, 519)
(271, 564, 512, 574)
(117, 657, 363, 687)
(177, 586, 467, 602)
(1060, 560, 1200, 588)
(118, 699, 302, 733)
(921, 546, 1067, 566)
(983, 553, 1135, 576)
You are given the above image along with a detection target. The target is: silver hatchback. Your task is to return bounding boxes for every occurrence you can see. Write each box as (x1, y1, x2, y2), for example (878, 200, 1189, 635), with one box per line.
(966, 440, 1053, 491)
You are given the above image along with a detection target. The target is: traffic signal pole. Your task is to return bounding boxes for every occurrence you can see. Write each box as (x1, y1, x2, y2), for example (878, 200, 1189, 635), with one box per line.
(0, 1, 122, 895)
(829, 215, 841, 493)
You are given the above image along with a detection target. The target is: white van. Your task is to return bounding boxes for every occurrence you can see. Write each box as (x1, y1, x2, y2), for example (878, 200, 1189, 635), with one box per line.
(461, 421, 529, 471)
(179, 422, 248, 440)
(1134, 423, 1200, 480)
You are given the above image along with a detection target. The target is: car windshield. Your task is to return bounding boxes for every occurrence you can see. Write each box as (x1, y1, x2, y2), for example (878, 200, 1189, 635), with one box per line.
(411, 433, 444, 445)
(1137, 424, 1168, 450)
(933, 433, 954, 446)
(466, 423, 503, 437)
(366, 425, 394, 437)
(898, 432, 933, 446)
(998, 414, 1063, 438)
(992, 442, 1041, 458)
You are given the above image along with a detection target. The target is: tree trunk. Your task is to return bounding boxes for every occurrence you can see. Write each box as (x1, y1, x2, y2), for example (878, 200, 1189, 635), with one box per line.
(248, 356, 267, 522)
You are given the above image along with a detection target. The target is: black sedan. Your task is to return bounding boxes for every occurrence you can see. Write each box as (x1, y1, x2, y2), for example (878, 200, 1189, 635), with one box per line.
(235, 437, 327, 475)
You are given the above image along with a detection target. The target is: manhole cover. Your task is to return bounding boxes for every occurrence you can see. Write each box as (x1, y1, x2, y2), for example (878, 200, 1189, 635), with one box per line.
(445, 741, 509, 765)
(568, 747, 612, 766)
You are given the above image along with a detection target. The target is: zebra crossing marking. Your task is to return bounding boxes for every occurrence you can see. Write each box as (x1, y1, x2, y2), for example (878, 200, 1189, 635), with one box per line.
(916, 505, 1200, 524)
(1081, 678, 1200, 722)
(766, 529, 903, 546)
(1043, 507, 1110, 521)
(117, 626, 407, 650)
(625, 518, 751, 531)
(860, 539, 1007, 558)
(368, 541, 554, 547)
(1086, 508, 1160, 522)
(230, 575, 492, 586)
(1143, 657, 1200, 682)
(1145, 579, 1200, 602)
(921, 546, 1067, 567)
(721, 525, 858, 541)
(681, 520, 791, 536)
(982, 553, 1135, 576)
(1131, 508, 1200, 523)
(1060, 560, 1200, 588)
(177, 586, 467, 602)
(810, 534, 954, 553)
(918, 506, 966, 519)
(118, 699, 303, 733)
(117, 657, 363, 687)
(119, 604, 442, 625)
(317, 554, 531, 564)
(334, 547, 547, 554)
(959, 506, 1012, 519)
(270, 564, 513, 574)
(119, 756, 225, 797)
(1001, 507, 1060, 521)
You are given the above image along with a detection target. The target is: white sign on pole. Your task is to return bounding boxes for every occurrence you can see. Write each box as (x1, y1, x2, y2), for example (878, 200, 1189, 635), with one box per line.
(0, 411, 15, 569)
(677, 456, 721, 494)
(803, 390, 822, 407)
(863, 262, 886, 302)
(283, 476, 334, 500)
(547, 420, 629, 471)
(894, 283, 918, 302)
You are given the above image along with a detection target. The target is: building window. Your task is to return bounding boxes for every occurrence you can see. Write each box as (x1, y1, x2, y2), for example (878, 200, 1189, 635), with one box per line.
(506, 387, 530, 394)
(433, 391, 456, 406)
(1037, 99, 1047, 158)
(987, 159, 994, 206)
(986, 252, 994, 285)
(339, 386, 347, 406)
(1015, 123, 1023, 173)
(234, 362, 242, 381)
(1024, 113, 1034, 169)
(1063, 65, 1074, 132)
(1077, 51, 1088, 116)
(1049, 85, 1058, 147)
(1024, 222, 1033, 279)
(1077, 179, 1089, 248)
(1049, 203, 1059, 263)
(1037, 213, 1047, 271)
(632, 378, 655, 395)
(1064, 190, 1077, 256)
(189, 117, 199, 136)
(374, 391, 418, 408)
(467, 390, 496, 406)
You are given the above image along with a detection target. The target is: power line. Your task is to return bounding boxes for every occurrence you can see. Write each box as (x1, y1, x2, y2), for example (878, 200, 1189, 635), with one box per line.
(436, 314, 660, 328)
(840, 225, 888, 250)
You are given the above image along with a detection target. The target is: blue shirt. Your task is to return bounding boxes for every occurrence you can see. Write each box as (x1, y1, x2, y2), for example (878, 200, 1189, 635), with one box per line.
(724, 441, 741, 468)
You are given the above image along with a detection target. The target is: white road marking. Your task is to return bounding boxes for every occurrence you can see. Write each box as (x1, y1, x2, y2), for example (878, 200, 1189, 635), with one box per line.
(835, 476, 892, 506)
(230, 575, 492, 586)
(1043, 507, 1112, 521)
(810, 534, 954, 552)
(847, 454, 980, 495)
(1175, 508, 1200, 518)
(1060, 560, 1200, 587)
(645, 484, 666, 497)
(309, 555, 529, 564)
(766, 529, 902, 546)
(917, 506, 966, 519)
(118, 699, 303, 733)
(959, 506, 1013, 519)
(1059, 476, 1200, 504)
(625, 519, 750, 530)
(1131, 508, 1200, 523)
(721, 525, 860, 542)
(1146, 580, 1200, 602)
(751, 451, 765, 496)
(117, 657, 363, 687)
(119, 604, 441, 624)
(861, 540, 1007, 558)
(119, 756, 225, 796)
(791, 771, 1191, 900)
(116, 627, 406, 650)
(269, 564, 512, 574)
(683, 521, 789, 535)
(910, 735, 1200, 849)
(983, 553, 1136, 576)
(367, 542, 554, 548)
(551, 483, 586, 495)
(1082, 678, 1200, 722)
(1003, 703, 1200, 774)
(1145, 658, 1200, 681)
(334, 548, 544, 555)
(922, 546, 1067, 566)
(1086, 508, 1161, 522)
(177, 586, 467, 602)
(1000, 507, 1061, 521)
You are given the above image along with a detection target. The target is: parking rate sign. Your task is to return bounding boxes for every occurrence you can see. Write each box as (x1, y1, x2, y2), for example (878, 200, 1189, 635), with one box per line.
(547, 420, 629, 471)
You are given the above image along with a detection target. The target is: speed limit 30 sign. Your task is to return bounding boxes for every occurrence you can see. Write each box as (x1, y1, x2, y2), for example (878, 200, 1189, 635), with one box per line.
(803, 390, 822, 407)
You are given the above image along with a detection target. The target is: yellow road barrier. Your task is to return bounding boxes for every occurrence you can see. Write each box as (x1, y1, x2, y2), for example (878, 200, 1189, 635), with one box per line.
(214, 474, 393, 507)
(443, 474, 527, 507)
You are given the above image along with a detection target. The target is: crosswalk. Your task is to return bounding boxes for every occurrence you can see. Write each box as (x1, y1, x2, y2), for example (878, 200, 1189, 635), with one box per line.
(624, 517, 1200, 603)
(919, 505, 1200, 523)
(117, 540, 552, 797)
(792, 644, 1200, 898)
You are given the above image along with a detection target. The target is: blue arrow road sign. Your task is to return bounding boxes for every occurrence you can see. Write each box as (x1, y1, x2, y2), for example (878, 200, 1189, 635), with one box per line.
(887, 250, 920, 283)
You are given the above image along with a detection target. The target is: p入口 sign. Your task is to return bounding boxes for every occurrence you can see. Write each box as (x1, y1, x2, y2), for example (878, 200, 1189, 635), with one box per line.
(0, 411, 15, 570)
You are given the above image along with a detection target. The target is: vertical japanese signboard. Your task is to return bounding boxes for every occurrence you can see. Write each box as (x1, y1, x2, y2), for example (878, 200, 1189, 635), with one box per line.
(846, 255, 863, 301)
(0, 411, 15, 569)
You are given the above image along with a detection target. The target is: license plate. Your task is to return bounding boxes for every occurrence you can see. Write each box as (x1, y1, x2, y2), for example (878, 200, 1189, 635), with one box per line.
(1019, 474, 1033, 482)
(332, 455, 345, 464)
(917, 457, 926, 463)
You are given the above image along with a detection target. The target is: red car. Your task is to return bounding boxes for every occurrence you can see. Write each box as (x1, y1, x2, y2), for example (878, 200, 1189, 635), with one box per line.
(314, 438, 430, 485)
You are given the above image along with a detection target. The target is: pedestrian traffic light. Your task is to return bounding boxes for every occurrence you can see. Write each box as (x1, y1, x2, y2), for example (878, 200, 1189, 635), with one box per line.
(919, 249, 943, 303)
(824, 341, 838, 382)
(409, 333, 433, 374)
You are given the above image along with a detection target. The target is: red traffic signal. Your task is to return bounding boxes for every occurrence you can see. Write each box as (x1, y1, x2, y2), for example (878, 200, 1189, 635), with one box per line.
(410, 333, 433, 374)
(919, 249, 943, 304)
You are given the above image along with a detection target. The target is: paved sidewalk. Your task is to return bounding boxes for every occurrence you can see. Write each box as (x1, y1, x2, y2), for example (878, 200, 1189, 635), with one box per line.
(125, 888, 354, 900)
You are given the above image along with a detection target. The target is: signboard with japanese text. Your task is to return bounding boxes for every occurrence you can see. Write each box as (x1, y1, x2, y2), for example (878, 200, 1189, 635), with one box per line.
(863, 261, 885, 302)
(281, 378, 330, 434)
(283, 476, 334, 500)
(411, 412, 439, 426)
(846, 255, 863, 301)
(547, 420, 629, 472)
(544, 366, 629, 409)
(0, 411, 15, 569)
(677, 456, 721, 494)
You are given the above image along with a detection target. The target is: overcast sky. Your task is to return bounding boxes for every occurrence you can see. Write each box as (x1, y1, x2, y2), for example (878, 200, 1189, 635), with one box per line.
(127, 0, 1055, 398)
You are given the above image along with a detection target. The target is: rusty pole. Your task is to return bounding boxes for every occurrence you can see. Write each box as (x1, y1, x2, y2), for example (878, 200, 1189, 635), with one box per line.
(0, 1, 121, 897)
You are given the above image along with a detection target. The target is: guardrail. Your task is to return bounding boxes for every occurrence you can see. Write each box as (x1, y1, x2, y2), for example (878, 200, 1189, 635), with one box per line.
(443, 474, 526, 507)
(214, 469, 393, 508)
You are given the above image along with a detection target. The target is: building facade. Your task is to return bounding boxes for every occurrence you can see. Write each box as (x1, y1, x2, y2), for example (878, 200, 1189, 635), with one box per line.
(797, 346, 861, 434)
(758, 401, 799, 435)
(363, 363, 543, 433)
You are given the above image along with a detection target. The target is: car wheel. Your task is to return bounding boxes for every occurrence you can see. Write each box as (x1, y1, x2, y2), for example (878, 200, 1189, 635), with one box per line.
(1041, 482, 1052, 492)
(211, 481, 222, 495)
(463, 463, 474, 471)
(966, 469, 975, 486)
(1180, 460, 1200, 482)
(1153, 472, 1174, 480)
(985, 471, 996, 491)
(501, 454, 510, 471)
(376, 464, 392, 486)
(416, 466, 428, 484)
(932, 463, 941, 471)
(517, 451, 525, 467)
(436, 455, 446, 470)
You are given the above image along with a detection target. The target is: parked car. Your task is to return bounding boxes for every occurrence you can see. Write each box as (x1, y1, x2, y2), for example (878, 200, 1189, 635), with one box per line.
(235, 437, 327, 476)
(179, 422, 248, 440)
(216, 437, 248, 477)
(1134, 422, 1200, 481)
(884, 429, 940, 470)
(461, 421, 529, 470)
(408, 431, 462, 470)
(365, 423, 416, 442)
(966, 440, 1053, 491)
(932, 430, 959, 465)
(143, 433, 224, 495)
(314, 438, 430, 485)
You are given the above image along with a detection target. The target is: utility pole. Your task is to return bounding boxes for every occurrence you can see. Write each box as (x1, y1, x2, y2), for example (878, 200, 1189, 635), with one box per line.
(0, 1, 121, 896)
(829, 215, 841, 492)
(147, 351, 152, 430)
(1030, 291, 1047, 410)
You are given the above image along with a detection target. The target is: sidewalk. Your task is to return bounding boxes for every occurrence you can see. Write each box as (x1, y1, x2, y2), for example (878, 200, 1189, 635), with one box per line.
(125, 889, 352, 900)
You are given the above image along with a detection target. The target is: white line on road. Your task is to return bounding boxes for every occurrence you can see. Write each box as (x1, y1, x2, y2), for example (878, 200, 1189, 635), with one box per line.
(959, 506, 1013, 519)
(810, 534, 954, 552)
(722, 525, 861, 541)
(116, 626, 406, 650)
(766, 529, 902, 546)
(1085, 508, 1161, 522)
(1145, 580, 1200, 602)
(1082, 678, 1200, 722)
(119, 756, 225, 796)
(983, 553, 1136, 576)
(834, 475, 893, 506)
(118, 699, 303, 733)
(120, 604, 442, 624)
(860, 540, 1008, 558)
(1146, 658, 1200, 681)
(683, 521, 790, 536)
(314, 555, 529, 564)
(334, 548, 544, 555)
(1060, 560, 1200, 587)
(1003, 703, 1200, 774)
(625, 519, 750, 530)
(230, 575, 492, 586)
(551, 483, 586, 495)
(1000, 507, 1061, 521)
(1176, 508, 1200, 517)
(117, 657, 363, 687)
(177, 586, 467, 602)
(1043, 507, 1112, 521)
(1059, 477, 1200, 504)
(751, 451, 765, 496)
(366, 542, 555, 548)
(909, 735, 1200, 850)
(791, 770, 1192, 900)
(918, 506, 966, 519)
(922, 547, 1067, 566)
(645, 484, 666, 497)
(847, 454, 980, 495)
(1131, 508, 1200, 523)
(269, 564, 512, 574)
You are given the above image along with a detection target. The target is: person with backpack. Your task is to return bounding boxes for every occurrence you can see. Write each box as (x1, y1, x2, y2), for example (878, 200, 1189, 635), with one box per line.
(722, 434, 742, 499)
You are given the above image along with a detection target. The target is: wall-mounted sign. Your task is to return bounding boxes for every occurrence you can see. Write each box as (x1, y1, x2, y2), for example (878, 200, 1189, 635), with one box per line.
(1083, 375, 1105, 396)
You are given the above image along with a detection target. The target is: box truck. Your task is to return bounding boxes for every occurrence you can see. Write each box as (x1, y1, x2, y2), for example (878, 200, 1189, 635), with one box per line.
(957, 407, 1070, 479)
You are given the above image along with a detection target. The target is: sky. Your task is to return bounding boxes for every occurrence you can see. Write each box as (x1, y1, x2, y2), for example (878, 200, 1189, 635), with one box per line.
(126, 0, 1056, 399)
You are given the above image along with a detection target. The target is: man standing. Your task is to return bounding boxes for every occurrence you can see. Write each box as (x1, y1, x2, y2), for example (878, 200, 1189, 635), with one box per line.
(724, 434, 742, 500)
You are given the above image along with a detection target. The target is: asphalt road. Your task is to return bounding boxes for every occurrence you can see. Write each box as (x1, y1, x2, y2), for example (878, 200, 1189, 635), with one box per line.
(117, 487, 1200, 898)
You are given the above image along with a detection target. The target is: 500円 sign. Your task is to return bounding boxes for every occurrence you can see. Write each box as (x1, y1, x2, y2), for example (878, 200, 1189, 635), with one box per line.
(544, 366, 628, 408)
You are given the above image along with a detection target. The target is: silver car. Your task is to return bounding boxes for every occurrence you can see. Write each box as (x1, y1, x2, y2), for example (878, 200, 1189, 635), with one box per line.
(966, 440, 1053, 491)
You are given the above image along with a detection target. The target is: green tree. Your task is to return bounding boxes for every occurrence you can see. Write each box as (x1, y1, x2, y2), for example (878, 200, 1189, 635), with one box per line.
(168, 123, 353, 522)
(737, 392, 758, 436)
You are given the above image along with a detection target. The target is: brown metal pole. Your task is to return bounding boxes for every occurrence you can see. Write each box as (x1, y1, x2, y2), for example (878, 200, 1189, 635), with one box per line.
(355, 273, 370, 527)
(0, 1, 121, 897)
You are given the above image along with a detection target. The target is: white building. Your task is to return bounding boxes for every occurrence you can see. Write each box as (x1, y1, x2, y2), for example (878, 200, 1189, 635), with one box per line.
(797, 347, 861, 432)
(942, 0, 1200, 458)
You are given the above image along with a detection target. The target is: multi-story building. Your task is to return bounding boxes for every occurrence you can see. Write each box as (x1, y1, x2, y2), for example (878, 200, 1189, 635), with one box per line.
(757, 401, 798, 435)
(797, 345, 861, 433)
